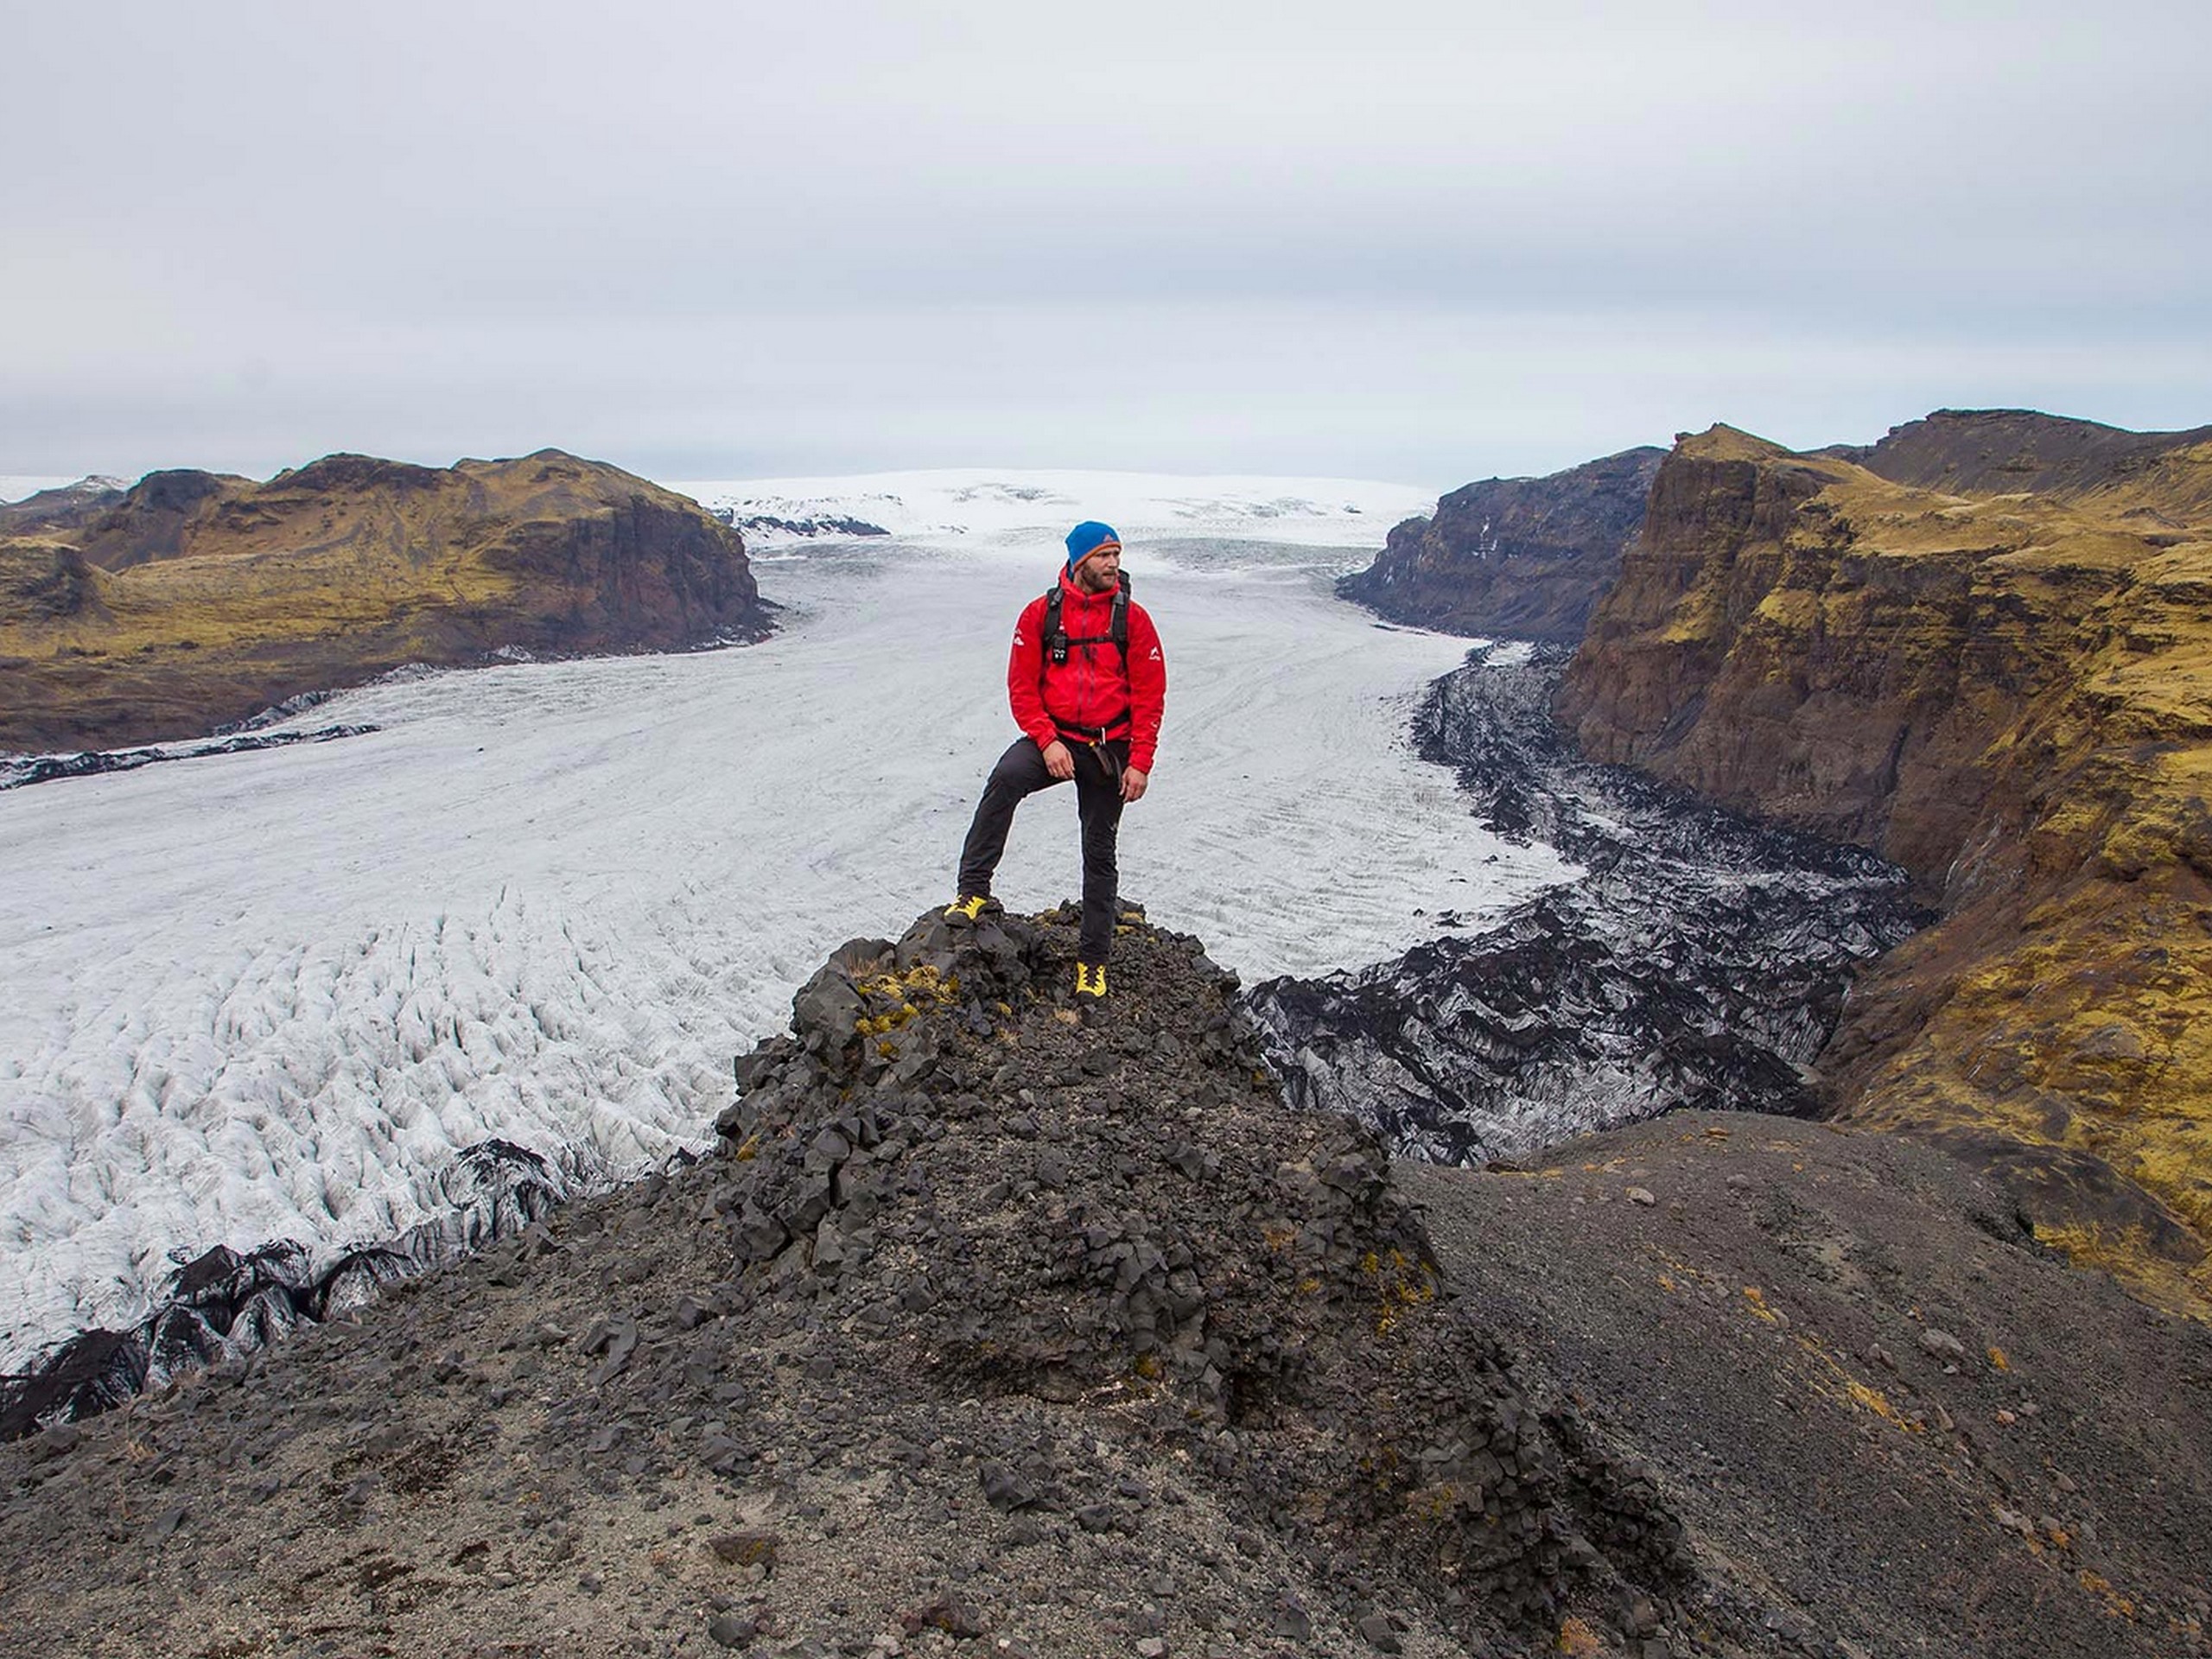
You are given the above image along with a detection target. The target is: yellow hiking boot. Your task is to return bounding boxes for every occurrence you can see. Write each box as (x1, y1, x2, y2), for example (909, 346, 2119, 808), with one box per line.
(1073, 961, 1108, 1000)
(944, 894, 990, 923)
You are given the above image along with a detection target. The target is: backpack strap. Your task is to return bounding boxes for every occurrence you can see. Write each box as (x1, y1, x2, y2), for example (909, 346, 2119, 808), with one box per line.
(1043, 574, 1131, 664)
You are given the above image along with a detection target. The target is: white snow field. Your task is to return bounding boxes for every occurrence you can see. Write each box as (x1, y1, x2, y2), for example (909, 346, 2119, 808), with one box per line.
(676, 467, 1439, 551)
(0, 472, 1572, 1366)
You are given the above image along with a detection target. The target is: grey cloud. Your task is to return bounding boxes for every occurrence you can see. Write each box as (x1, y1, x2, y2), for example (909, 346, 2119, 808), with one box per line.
(4, 1, 2208, 482)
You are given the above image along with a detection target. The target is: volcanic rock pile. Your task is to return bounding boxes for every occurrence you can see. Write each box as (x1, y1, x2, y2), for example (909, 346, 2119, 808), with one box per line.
(700, 903, 1716, 1648)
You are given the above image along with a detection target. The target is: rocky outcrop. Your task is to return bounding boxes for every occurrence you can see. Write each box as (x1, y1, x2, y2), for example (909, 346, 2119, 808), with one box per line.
(705, 906, 1713, 1644)
(1554, 416, 2212, 1313)
(1339, 448, 1664, 641)
(0, 448, 771, 752)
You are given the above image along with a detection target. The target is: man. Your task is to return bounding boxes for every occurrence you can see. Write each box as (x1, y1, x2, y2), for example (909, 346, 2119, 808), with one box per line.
(945, 519, 1166, 1001)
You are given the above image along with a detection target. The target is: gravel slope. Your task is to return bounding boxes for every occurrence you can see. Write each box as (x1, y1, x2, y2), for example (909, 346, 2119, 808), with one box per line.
(1408, 1115, 2212, 1658)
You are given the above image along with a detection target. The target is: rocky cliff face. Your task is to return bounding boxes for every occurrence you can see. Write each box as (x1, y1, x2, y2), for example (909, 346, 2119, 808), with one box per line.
(1339, 448, 1664, 642)
(1554, 416, 2212, 1312)
(0, 449, 769, 752)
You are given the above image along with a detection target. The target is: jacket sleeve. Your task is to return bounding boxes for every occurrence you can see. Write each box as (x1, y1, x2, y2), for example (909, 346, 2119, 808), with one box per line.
(1007, 595, 1056, 750)
(1125, 602, 1166, 773)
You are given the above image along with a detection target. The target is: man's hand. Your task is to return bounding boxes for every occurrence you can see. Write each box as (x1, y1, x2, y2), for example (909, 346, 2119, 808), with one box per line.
(1120, 766, 1148, 803)
(1041, 740, 1075, 780)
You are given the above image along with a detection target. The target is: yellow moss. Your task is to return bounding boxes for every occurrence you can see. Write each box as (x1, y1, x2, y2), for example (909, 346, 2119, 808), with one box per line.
(2077, 1569, 2139, 1620)
(733, 1134, 761, 1163)
(1403, 1482, 1461, 1523)
(1795, 1336, 1921, 1433)
(2028, 1221, 2207, 1319)
(1370, 1253, 1440, 1337)
(1752, 588, 1821, 631)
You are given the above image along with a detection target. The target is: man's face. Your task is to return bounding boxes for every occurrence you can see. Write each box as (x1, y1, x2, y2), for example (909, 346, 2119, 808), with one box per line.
(1075, 546, 1122, 594)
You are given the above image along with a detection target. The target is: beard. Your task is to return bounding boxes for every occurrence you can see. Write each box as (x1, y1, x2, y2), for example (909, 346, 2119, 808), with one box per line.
(1075, 559, 1120, 594)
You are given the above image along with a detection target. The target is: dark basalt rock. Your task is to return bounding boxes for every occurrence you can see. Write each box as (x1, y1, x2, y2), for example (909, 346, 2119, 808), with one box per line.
(1247, 645, 1929, 1165)
(727, 512, 892, 539)
(705, 904, 1713, 1644)
(0, 723, 380, 791)
(0, 906, 2201, 1656)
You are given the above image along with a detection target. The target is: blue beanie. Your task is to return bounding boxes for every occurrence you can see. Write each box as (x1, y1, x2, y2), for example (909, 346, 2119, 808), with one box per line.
(1065, 520, 1122, 573)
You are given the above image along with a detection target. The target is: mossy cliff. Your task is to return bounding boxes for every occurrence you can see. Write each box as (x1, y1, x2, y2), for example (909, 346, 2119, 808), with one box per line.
(1554, 414, 2212, 1313)
(0, 449, 767, 752)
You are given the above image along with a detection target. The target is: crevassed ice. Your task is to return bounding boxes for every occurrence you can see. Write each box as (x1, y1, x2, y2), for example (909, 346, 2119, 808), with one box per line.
(0, 525, 1572, 1366)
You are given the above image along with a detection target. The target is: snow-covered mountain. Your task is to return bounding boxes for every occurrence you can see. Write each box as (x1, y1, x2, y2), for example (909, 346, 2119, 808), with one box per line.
(0, 488, 1564, 1370)
(673, 468, 1440, 553)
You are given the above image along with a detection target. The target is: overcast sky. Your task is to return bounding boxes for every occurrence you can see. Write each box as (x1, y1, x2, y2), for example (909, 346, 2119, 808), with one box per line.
(7, 0, 2209, 489)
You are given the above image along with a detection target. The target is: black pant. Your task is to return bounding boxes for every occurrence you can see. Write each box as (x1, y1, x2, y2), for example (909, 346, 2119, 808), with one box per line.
(957, 737, 1128, 961)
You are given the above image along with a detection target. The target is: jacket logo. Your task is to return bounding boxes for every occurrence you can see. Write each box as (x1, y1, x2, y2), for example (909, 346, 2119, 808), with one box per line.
(1014, 629, 1027, 645)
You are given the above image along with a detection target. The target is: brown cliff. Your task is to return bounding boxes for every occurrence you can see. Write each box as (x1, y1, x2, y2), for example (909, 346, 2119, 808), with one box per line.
(1340, 447, 1664, 641)
(0, 449, 767, 752)
(1556, 416, 2212, 1313)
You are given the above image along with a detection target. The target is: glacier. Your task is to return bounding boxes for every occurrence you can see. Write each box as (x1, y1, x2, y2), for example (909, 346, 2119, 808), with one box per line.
(0, 472, 1573, 1370)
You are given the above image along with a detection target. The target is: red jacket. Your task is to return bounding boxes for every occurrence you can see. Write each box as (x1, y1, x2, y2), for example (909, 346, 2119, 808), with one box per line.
(1007, 572, 1166, 773)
